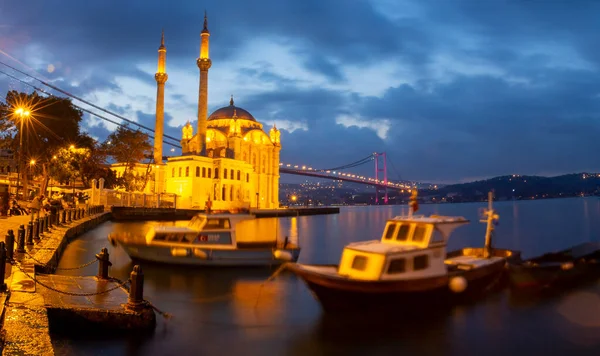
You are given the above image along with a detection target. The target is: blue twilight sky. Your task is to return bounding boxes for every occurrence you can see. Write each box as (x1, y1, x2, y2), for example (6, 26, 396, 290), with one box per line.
(0, 0, 599, 184)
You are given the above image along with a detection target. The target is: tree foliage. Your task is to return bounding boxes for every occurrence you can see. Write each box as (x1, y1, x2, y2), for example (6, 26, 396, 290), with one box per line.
(102, 125, 153, 192)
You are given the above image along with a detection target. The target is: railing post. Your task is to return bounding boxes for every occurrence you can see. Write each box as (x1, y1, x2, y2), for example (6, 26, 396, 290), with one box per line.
(0, 241, 6, 292)
(5, 232, 14, 261)
(16, 227, 25, 253)
(26, 221, 33, 245)
(39, 216, 45, 235)
(96, 247, 112, 279)
(67, 209, 72, 223)
(127, 265, 144, 310)
(48, 213, 53, 229)
(61, 209, 66, 224)
(33, 218, 40, 241)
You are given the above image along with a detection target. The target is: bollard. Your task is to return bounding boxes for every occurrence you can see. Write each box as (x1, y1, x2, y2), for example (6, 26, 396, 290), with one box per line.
(5, 232, 14, 261)
(38, 217, 44, 235)
(128, 265, 145, 310)
(61, 209, 66, 224)
(0, 241, 6, 292)
(33, 218, 40, 241)
(26, 222, 33, 245)
(16, 226, 25, 253)
(95, 248, 112, 279)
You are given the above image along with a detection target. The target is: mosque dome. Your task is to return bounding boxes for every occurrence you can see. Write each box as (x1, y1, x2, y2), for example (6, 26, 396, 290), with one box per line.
(208, 96, 256, 122)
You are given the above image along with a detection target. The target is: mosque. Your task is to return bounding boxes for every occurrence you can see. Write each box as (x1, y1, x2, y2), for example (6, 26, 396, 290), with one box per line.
(112, 14, 281, 210)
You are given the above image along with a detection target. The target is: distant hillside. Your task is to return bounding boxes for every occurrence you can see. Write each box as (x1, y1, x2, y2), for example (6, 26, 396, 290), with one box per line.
(420, 173, 600, 202)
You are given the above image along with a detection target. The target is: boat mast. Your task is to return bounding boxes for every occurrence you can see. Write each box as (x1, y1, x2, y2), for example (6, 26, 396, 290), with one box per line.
(408, 189, 418, 217)
(481, 191, 499, 258)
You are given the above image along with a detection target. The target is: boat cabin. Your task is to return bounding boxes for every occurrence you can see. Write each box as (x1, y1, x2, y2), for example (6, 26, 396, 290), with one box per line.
(337, 215, 469, 281)
(144, 214, 256, 249)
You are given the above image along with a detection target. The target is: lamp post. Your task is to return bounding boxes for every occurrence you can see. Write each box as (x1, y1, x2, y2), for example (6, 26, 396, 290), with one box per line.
(14, 108, 30, 200)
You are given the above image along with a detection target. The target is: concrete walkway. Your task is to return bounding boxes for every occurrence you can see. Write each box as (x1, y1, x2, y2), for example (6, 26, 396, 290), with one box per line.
(0, 214, 40, 243)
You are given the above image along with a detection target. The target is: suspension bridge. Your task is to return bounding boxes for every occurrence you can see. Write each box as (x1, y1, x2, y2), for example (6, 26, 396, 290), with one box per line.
(278, 152, 417, 204)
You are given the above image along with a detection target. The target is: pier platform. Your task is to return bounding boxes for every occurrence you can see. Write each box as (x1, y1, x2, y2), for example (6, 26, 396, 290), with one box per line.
(111, 206, 340, 221)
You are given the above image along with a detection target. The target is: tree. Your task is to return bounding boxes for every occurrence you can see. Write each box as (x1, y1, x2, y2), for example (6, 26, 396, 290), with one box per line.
(0, 90, 83, 197)
(102, 125, 153, 192)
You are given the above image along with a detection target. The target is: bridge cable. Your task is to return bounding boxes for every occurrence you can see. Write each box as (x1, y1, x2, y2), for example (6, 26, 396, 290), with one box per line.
(315, 154, 375, 171)
(0, 60, 182, 144)
(0, 68, 182, 148)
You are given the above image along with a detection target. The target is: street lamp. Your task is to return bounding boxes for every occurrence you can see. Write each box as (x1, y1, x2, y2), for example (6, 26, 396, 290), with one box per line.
(14, 107, 30, 200)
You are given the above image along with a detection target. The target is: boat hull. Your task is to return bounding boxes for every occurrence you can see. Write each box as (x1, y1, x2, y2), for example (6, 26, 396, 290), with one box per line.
(115, 241, 301, 267)
(287, 249, 511, 314)
(508, 242, 600, 291)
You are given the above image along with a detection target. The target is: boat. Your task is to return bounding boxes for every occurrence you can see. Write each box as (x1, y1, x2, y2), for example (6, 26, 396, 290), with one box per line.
(508, 242, 600, 291)
(108, 213, 301, 267)
(286, 191, 520, 313)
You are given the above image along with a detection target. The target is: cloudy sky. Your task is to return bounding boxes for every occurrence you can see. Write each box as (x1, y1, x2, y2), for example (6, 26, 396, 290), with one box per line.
(1, 0, 599, 184)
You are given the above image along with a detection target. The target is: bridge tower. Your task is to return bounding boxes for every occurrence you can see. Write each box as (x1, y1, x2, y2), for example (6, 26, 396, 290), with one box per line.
(374, 152, 388, 204)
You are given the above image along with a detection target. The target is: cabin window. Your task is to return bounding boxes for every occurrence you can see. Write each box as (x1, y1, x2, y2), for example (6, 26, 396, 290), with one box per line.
(396, 224, 410, 241)
(171, 168, 175, 177)
(196, 167, 200, 177)
(387, 259, 406, 274)
(182, 233, 196, 243)
(383, 224, 397, 239)
(153, 234, 166, 241)
(237, 170, 241, 180)
(413, 255, 429, 270)
(166, 234, 181, 242)
(186, 167, 190, 177)
(205, 218, 231, 229)
(202, 167, 206, 178)
(178, 167, 182, 177)
(351, 255, 368, 271)
(412, 225, 427, 242)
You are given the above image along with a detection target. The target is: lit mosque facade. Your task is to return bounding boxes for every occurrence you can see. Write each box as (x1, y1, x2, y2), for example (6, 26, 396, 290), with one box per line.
(113, 14, 281, 210)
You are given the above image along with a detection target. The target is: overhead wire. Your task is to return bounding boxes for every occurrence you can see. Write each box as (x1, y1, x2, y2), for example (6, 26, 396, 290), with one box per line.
(0, 67, 182, 148)
(0, 59, 182, 145)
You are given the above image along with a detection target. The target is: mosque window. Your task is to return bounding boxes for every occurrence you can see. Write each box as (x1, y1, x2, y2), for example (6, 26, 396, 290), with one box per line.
(246, 173, 249, 183)
(202, 167, 206, 178)
(186, 167, 190, 177)
(208, 168, 212, 178)
(172, 168, 175, 177)
(237, 170, 241, 180)
(243, 152, 247, 162)
(178, 167, 182, 177)
(215, 168, 219, 179)
(196, 167, 200, 177)
(222, 185, 227, 201)
(230, 186, 234, 201)
(224, 169, 228, 179)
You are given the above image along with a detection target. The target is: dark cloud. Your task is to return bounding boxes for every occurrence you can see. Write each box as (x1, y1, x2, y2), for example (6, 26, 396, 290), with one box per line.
(2, 0, 600, 183)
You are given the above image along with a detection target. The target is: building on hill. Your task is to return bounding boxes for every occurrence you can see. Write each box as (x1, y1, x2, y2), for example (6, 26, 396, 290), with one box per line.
(111, 14, 281, 210)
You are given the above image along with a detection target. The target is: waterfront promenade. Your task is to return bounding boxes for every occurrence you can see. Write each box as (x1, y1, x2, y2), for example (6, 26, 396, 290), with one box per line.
(0, 209, 155, 356)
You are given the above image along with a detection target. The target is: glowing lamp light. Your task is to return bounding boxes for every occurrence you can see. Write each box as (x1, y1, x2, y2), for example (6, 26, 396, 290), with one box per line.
(30, 159, 36, 165)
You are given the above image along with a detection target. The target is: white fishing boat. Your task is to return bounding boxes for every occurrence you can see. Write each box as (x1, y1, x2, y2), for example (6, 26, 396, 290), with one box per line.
(286, 191, 520, 313)
(108, 213, 301, 267)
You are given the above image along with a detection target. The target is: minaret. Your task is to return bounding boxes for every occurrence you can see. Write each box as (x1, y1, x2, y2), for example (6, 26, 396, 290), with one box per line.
(196, 11, 212, 155)
(154, 29, 168, 164)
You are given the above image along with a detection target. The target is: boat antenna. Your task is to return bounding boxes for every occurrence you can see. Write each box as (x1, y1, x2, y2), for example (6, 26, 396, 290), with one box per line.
(481, 191, 499, 258)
